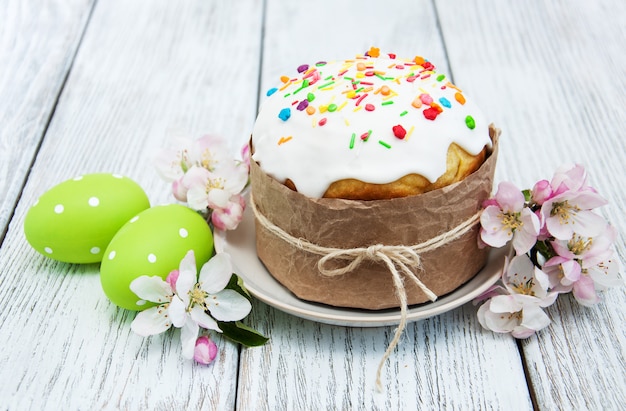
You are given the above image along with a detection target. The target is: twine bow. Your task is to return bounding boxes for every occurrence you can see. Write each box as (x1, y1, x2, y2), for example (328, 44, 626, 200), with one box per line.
(249, 195, 481, 391)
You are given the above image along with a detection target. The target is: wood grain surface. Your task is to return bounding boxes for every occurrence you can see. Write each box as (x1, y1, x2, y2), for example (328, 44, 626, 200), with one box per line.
(0, 0, 623, 410)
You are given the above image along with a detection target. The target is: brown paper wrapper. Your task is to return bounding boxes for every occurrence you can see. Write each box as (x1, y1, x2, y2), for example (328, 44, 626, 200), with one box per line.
(251, 125, 500, 310)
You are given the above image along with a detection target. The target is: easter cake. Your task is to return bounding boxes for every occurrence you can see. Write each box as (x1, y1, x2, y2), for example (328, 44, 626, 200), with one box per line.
(249, 48, 499, 310)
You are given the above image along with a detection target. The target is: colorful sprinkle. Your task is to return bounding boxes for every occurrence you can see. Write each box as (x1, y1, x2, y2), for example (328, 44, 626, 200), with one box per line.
(465, 115, 476, 129)
(278, 136, 292, 145)
(280, 75, 290, 83)
(349, 133, 356, 149)
(319, 117, 327, 126)
(306, 105, 316, 115)
(328, 103, 338, 112)
(378, 140, 391, 149)
(406, 125, 415, 140)
(266, 87, 278, 96)
(392, 125, 407, 139)
(315, 61, 327, 67)
(439, 97, 451, 108)
(278, 108, 291, 121)
(436, 74, 446, 82)
(317, 81, 335, 89)
(423, 107, 440, 120)
(361, 130, 372, 141)
(400, 110, 408, 116)
(307, 93, 315, 102)
(381, 101, 394, 106)
(355, 93, 368, 106)
(414, 56, 426, 65)
(455, 92, 466, 105)
(419, 93, 433, 105)
(297, 64, 309, 73)
(365, 103, 375, 111)
(297, 100, 309, 111)
(367, 46, 380, 57)
(357, 62, 367, 71)
(411, 97, 422, 108)
(381, 85, 391, 96)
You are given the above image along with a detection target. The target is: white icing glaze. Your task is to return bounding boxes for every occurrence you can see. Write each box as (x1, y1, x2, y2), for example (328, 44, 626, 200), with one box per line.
(252, 52, 492, 198)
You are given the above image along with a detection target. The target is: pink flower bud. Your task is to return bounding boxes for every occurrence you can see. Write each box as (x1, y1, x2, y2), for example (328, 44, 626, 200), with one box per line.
(194, 336, 218, 365)
(172, 178, 189, 202)
(166, 270, 179, 292)
(531, 179, 552, 205)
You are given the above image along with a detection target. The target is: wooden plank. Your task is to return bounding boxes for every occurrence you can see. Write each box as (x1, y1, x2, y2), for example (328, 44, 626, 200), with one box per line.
(0, 0, 95, 237)
(436, 0, 626, 409)
(0, 0, 262, 409)
(235, 0, 532, 409)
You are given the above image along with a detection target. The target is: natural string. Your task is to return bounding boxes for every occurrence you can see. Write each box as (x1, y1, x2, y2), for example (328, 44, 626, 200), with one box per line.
(249, 194, 482, 391)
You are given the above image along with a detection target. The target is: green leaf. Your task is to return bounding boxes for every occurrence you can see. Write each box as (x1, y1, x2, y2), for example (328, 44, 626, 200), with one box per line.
(218, 321, 269, 347)
(522, 189, 532, 203)
(225, 274, 252, 301)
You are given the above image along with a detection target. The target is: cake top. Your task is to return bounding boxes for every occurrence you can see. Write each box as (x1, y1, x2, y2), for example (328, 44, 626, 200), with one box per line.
(252, 48, 492, 198)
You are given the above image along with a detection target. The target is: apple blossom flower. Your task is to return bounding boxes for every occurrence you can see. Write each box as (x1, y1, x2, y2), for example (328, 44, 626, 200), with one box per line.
(477, 255, 557, 338)
(211, 194, 246, 231)
(184, 163, 248, 213)
(194, 336, 218, 365)
(480, 181, 540, 254)
(550, 163, 591, 195)
(543, 226, 622, 305)
(169, 251, 252, 359)
(129, 275, 175, 336)
(154, 134, 230, 182)
(541, 190, 607, 240)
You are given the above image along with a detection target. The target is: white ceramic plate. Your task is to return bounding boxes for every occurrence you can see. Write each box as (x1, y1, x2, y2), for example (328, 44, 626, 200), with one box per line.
(215, 200, 507, 327)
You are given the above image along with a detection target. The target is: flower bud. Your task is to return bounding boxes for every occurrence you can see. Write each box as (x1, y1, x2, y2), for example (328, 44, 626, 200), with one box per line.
(194, 336, 218, 365)
(531, 179, 552, 205)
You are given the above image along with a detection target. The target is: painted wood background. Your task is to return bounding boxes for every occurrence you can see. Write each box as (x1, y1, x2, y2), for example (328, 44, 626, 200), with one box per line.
(0, 0, 623, 410)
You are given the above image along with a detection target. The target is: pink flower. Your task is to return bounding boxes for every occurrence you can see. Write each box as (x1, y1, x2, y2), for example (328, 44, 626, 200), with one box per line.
(543, 226, 623, 305)
(477, 255, 557, 338)
(154, 135, 229, 182)
(212, 194, 246, 231)
(541, 190, 607, 240)
(550, 163, 590, 195)
(184, 163, 248, 213)
(194, 336, 218, 365)
(480, 181, 540, 254)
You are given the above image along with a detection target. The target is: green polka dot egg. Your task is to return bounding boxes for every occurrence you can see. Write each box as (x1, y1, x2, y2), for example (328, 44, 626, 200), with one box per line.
(24, 173, 150, 264)
(100, 204, 214, 310)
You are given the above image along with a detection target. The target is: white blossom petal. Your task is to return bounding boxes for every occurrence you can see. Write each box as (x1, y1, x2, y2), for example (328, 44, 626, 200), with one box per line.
(131, 306, 172, 336)
(180, 321, 200, 359)
(129, 276, 173, 304)
(169, 296, 188, 328)
(190, 306, 221, 332)
(207, 290, 252, 321)
(176, 251, 198, 297)
(199, 253, 233, 294)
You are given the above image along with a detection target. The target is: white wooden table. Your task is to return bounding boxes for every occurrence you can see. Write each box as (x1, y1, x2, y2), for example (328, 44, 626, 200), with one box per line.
(1, 1, 624, 409)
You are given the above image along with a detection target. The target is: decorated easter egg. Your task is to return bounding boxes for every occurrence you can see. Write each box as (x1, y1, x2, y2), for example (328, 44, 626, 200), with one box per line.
(100, 204, 214, 310)
(24, 173, 150, 263)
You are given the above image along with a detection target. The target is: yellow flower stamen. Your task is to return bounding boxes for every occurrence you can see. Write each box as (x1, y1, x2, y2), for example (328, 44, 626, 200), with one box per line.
(500, 212, 523, 232)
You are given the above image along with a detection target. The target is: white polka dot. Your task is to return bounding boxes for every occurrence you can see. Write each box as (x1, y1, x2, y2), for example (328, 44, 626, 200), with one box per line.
(44, 247, 53, 254)
(88, 197, 100, 207)
(90, 247, 100, 254)
(179, 228, 189, 238)
(73, 175, 84, 181)
(33, 198, 39, 207)
(54, 204, 64, 214)
(112, 174, 124, 179)
(130, 216, 139, 223)
(108, 250, 116, 260)
(148, 253, 157, 263)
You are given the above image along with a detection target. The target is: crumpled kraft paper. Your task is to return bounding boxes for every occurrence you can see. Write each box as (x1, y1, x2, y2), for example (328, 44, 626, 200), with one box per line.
(251, 125, 500, 310)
